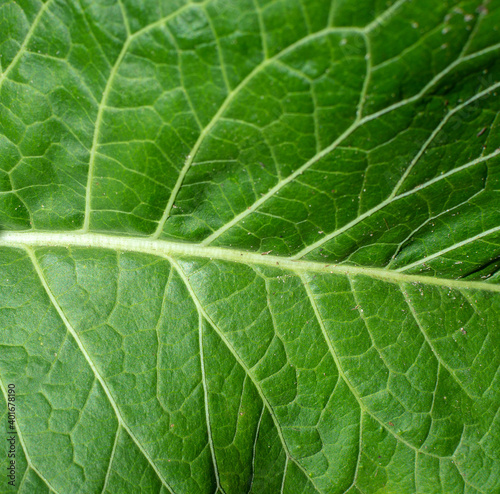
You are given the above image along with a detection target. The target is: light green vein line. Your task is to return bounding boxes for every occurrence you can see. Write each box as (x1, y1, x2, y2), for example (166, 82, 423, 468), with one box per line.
(82, 35, 131, 232)
(169, 258, 322, 493)
(25, 247, 176, 494)
(101, 426, 121, 494)
(300, 273, 447, 460)
(396, 225, 500, 273)
(82, 1, 197, 232)
(200, 115, 362, 246)
(459, 6, 485, 59)
(356, 33, 372, 120)
(251, 0, 268, 59)
(345, 412, 363, 494)
(389, 83, 500, 200)
(414, 451, 419, 494)
(386, 190, 484, 270)
(200, 54, 368, 245)
(16, 468, 29, 493)
(293, 141, 500, 260)
(280, 457, 289, 494)
(155, 266, 174, 404)
(0, 0, 53, 87)
(327, 0, 337, 28)
(131, 0, 208, 39)
(198, 313, 225, 493)
(116, 0, 131, 36)
(364, 0, 409, 32)
(401, 284, 477, 401)
(0, 378, 59, 493)
(203, 4, 231, 93)
(151, 25, 363, 239)
(202, 52, 500, 248)
(1, 231, 499, 293)
(347, 275, 392, 371)
(247, 405, 265, 494)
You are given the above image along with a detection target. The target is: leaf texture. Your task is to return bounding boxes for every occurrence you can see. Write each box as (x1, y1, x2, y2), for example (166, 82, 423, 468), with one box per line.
(0, 0, 499, 493)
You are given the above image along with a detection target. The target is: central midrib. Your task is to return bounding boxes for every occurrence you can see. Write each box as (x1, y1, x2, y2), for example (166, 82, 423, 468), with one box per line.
(1, 231, 498, 293)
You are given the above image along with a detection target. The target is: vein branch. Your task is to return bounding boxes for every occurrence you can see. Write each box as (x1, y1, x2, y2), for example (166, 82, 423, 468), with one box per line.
(101, 426, 121, 494)
(300, 273, 450, 460)
(400, 285, 477, 400)
(169, 258, 322, 492)
(151, 25, 363, 239)
(197, 312, 225, 493)
(0, 378, 59, 493)
(82, 1, 198, 232)
(25, 247, 176, 494)
(0, 0, 53, 87)
(203, 49, 500, 249)
(396, 225, 500, 273)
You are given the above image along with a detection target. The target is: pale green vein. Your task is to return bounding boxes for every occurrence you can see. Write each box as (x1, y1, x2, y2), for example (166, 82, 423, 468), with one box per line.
(82, 36, 131, 232)
(251, 0, 268, 59)
(25, 247, 176, 494)
(155, 266, 174, 404)
(364, 0, 409, 32)
(82, 1, 198, 232)
(203, 46, 500, 248)
(0, 378, 59, 493)
(116, 0, 131, 36)
(459, 5, 486, 58)
(297, 0, 312, 34)
(247, 405, 265, 494)
(151, 25, 363, 239)
(280, 457, 289, 494)
(300, 273, 448, 460)
(355, 32, 372, 216)
(389, 82, 500, 200)
(414, 451, 419, 494)
(203, 4, 231, 93)
(201, 113, 362, 246)
(294, 137, 500, 260)
(101, 426, 121, 494)
(198, 313, 225, 493)
(164, 27, 204, 130)
(347, 275, 393, 372)
(370, 19, 447, 72)
(345, 412, 363, 494)
(356, 34, 372, 120)
(131, 0, 208, 39)
(16, 468, 28, 493)
(0, 0, 53, 87)
(396, 225, 500, 273)
(400, 284, 476, 400)
(327, 0, 337, 28)
(169, 258, 322, 493)
(1, 231, 500, 293)
(386, 190, 484, 269)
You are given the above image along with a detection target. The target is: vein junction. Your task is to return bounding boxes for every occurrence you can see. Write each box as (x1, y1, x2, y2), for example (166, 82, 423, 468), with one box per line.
(1, 231, 498, 293)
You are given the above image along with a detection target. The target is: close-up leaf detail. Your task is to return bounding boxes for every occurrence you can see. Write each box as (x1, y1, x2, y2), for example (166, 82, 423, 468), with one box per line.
(0, 0, 499, 492)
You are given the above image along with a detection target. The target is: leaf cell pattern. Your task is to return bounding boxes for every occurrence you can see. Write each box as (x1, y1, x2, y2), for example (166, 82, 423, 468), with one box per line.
(0, 0, 499, 493)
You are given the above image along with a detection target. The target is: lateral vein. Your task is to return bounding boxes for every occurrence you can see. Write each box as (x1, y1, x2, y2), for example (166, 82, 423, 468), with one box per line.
(300, 273, 449, 460)
(169, 258, 322, 492)
(0, 378, 59, 493)
(152, 25, 363, 239)
(24, 247, 176, 494)
(0, 0, 53, 87)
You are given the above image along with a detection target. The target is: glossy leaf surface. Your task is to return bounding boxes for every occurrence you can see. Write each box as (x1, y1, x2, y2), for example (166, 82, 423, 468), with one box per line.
(0, 0, 499, 492)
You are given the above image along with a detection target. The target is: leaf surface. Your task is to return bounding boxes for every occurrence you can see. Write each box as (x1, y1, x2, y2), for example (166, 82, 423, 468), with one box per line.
(0, 0, 499, 492)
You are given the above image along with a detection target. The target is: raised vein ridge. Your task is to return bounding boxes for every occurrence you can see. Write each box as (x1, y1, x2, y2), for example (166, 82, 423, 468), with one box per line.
(1, 231, 498, 293)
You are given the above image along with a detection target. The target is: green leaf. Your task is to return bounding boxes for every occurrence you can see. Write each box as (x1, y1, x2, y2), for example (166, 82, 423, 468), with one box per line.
(0, 0, 499, 492)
